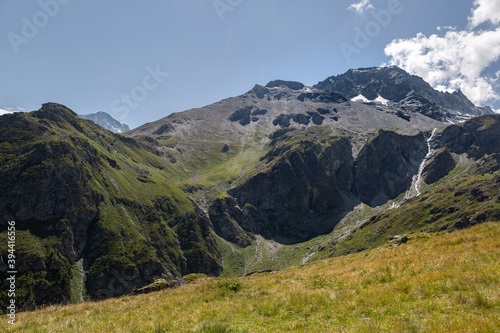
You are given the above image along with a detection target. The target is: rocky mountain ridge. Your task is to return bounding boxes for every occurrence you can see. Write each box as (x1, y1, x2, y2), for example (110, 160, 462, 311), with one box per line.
(314, 66, 493, 122)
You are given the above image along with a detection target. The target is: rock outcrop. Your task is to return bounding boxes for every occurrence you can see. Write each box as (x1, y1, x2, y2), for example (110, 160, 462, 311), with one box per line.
(226, 128, 429, 241)
(423, 149, 456, 184)
(355, 130, 427, 206)
(208, 197, 253, 247)
(437, 115, 500, 158)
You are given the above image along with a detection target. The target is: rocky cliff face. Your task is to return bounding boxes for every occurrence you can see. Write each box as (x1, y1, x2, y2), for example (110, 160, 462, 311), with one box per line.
(208, 197, 254, 247)
(423, 149, 456, 184)
(354, 130, 427, 206)
(221, 127, 430, 243)
(436, 115, 500, 158)
(228, 130, 355, 243)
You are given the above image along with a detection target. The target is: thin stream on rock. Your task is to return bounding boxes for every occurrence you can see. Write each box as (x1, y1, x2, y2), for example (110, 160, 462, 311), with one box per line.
(405, 128, 438, 199)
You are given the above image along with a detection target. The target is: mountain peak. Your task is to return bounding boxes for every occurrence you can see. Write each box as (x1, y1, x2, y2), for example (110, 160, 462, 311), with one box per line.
(314, 66, 491, 121)
(32, 103, 79, 123)
(265, 80, 305, 90)
(40, 102, 77, 114)
(79, 111, 130, 133)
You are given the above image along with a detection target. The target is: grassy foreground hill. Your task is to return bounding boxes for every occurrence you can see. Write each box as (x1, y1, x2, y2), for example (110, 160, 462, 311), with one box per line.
(4, 222, 499, 332)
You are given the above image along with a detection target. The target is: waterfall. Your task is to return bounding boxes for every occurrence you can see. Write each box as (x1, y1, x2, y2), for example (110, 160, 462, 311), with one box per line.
(405, 128, 438, 199)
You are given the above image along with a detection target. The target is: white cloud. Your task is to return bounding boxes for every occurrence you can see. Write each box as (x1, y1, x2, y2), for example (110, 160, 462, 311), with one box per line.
(384, 2, 500, 107)
(348, 0, 374, 14)
(469, 0, 500, 29)
(437, 26, 456, 32)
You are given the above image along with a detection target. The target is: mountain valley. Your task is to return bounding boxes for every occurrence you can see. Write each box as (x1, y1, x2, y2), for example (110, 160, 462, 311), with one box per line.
(1, 66, 499, 313)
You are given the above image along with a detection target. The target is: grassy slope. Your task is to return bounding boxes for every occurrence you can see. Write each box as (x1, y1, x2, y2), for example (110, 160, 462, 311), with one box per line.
(4, 222, 499, 332)
(136, 118, 268, 187)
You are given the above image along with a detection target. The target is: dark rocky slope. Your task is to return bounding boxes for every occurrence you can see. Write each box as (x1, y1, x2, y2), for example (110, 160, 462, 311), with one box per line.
(228, 130, 357, 243)
(222, 127, 428, 243)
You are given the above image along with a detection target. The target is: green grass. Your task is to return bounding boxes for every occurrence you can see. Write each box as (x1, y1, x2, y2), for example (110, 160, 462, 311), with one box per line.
(4, 222, 499, 332)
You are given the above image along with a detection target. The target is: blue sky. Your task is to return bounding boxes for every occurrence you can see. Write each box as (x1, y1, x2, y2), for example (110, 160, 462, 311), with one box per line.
(1, 0, 499, 128)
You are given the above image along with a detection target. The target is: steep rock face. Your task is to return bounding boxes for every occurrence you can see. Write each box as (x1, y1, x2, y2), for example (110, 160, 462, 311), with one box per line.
(224, 128, 429, 241)
(355, 130, 427, 206)
(0, 104, 222, 310)
(159, 209, 222, 277)
(229, 132, 355, 243)
(208, 197, 253, 247)
(437, 115, 500, 158)
(423, 149, 456, 184)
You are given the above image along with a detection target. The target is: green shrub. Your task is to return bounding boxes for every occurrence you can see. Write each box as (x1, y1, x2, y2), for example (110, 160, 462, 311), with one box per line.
(215, 279, 244, 293)
(183, 273, 208, 283)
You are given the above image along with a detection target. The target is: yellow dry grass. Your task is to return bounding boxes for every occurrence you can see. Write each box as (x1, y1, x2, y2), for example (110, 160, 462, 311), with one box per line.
(3, 222, 500, 333)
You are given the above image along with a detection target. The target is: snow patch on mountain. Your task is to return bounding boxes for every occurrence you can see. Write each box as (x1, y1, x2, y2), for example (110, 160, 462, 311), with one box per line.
(0, 107, 23, 116)
(0, 109, 13, 116)
(351, 94, 371, 103)
(374, 95, 390, 106)
(351, 94, 390, 106)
